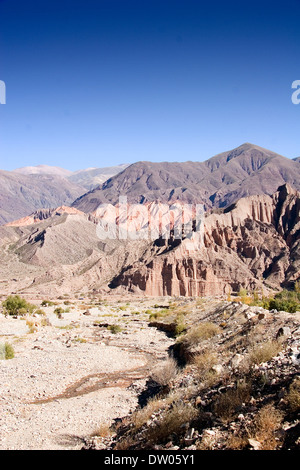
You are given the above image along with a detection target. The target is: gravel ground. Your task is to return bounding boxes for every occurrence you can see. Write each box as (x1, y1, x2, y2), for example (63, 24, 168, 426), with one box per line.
(0, 301, 173, 450)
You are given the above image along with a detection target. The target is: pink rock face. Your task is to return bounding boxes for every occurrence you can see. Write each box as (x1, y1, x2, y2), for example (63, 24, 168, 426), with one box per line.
(111, 184, 300, 296)
(5, 206, 85, 226)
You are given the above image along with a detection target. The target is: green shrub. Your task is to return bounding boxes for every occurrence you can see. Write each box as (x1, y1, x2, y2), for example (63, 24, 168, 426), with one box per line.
(107, 324, 122, 334)
(248, 286, 300, 313)
(174, 315, 187, 337)
(41, 300, 56, 307)
(2, 295, 37, 316)
(0, 342, 15, 360)
(35, 308, 46, 316)
(54, 307, 64, 318)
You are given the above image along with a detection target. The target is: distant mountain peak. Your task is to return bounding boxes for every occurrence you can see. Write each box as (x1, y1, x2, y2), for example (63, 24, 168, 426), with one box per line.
(13, 164, 72, 178)
(72, 143, 300, 213)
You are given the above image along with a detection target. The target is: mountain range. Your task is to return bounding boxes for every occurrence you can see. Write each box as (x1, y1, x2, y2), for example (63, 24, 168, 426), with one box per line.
(1, 143, 299, 225)
(0, 142, 299, 299)
(0, 182, 298, 298)
(72, 143, 300, 212)
(0, 163, 129, 224)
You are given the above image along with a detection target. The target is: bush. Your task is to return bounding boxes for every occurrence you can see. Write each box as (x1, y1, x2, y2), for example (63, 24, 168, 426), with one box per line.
(287, 377, 300, 412)
(54, 307, 64, 318)
(26, 318, 38, 334)
(2, 295, 37, 316)
(268, 296, 299, 313)
(252, 404, 283, 450)
(213, 380, 251, 423)
(41, 300, 56, 307)
(0, 342, 15, 360)
(35, 308, 46, 316)
(182, 322, 220, 346)
(107, 324, 122, 334)
(193, 351, 218, 383)
(174, 315, 187, 337)
(247, 286, 300, 313)
(248, 340, 282, 366)
(150, 357, 178, 387)
(143, 402, 197, 445)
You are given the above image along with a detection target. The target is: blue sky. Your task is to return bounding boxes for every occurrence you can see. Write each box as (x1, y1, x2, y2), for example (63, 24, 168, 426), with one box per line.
(0, 0, 299, 171)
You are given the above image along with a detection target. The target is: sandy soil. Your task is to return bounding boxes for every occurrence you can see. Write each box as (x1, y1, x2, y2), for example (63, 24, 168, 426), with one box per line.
(0, 300, 173, 450)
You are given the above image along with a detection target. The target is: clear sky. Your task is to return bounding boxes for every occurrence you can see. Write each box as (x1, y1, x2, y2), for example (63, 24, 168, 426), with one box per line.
(0, 0, 299, 171)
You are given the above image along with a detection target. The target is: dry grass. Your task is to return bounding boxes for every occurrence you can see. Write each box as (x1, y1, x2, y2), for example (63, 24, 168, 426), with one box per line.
(143, 402, 198, 445)
(130, 397, 165, 433)
(180, 322, 221, 349)
(0, 342, 15, 360)
(26, 318, 38, 334)
(251, 404, 283, 450)
(192, 351, 219, 385)
(248, 339, 282, 366)
(91, 422, 113, 438)
(213, 380, 251, 423)
(226, 433, 249, 450)
(226, 403, 284, 450)
(130, 390, 182, 433)
(150, 357, 178, 388)
(287, 377, 300, 412)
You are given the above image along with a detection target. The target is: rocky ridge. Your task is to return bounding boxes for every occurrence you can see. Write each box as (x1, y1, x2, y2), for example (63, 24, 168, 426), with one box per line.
(0, 184, 298, 298)
(109, 184, 300, 297)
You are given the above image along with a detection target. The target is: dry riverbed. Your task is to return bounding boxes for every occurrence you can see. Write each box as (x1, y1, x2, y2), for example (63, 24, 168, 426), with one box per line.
(0, 299, 174, 450)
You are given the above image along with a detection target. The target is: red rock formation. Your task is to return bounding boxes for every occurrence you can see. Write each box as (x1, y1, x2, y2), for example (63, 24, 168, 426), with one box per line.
(110, 184, 300, 296)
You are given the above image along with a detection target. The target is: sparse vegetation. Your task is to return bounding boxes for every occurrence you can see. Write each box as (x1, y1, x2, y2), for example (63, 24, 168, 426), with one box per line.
(287, 377, 300, 412)
(150, 357, 178, 388)
(248, 339, 282, 366)
(1, 294, 299, 451)
(213, 379, 252, 423)
(54, 307, 64, 318)
(41, 300, 56, 307)
(26, 318, 38, 334)
(107, 324, 122, 334)
(250, 404, 283, 450)
(144, 402, 197, 445)
(115, 400, 198, 449)
(0, 342, 15, 360)
(2, 295, 38, 316)
(73, 336, 87, 343)
(177, 322, 220, 353)
(237, 284, 300, 313)
(192, 350, 219, 384)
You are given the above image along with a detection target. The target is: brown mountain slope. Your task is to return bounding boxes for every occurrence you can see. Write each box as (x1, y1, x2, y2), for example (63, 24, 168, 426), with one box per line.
(68, 164, 130, 190)
(0, 185, 299, 298)
(72, 143, 300, 212)
(0, 170, 85, 225)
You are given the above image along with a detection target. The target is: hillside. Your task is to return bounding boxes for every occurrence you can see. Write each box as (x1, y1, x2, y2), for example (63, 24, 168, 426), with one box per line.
(0, 171, 85, 225)
(0, 184, 298, 298)
(68, 164, 130, 190)
(0, 164, 129, 224)
(72, 143, 300, 212)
